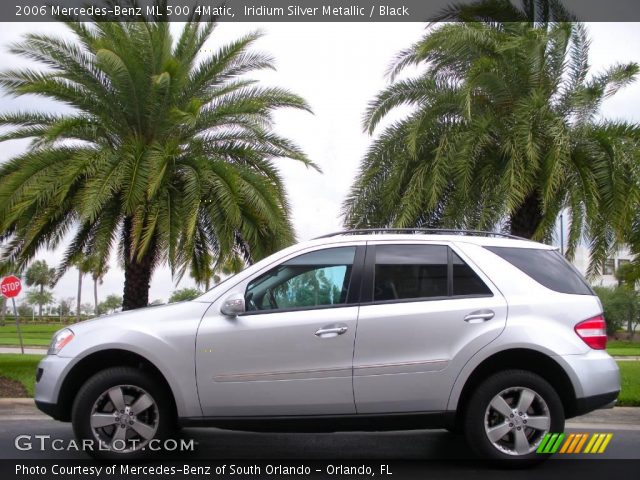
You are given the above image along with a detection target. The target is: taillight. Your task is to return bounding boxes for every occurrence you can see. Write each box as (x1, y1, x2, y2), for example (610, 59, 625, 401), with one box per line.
(575, 315, 607, 350)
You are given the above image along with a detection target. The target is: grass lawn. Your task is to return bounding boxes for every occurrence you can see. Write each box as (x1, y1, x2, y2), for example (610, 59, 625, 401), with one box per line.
(607, 340, 640, 357)
(0, 354, 44, 397)
(0, 324, 60, 347)
(617, 361, 640, 407)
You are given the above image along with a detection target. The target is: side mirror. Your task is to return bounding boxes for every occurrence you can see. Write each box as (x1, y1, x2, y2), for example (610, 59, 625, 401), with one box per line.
(220, 292, 246, 317)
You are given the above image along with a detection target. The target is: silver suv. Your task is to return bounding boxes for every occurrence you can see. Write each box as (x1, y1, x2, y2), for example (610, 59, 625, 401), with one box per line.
(35, 230, 620, 464)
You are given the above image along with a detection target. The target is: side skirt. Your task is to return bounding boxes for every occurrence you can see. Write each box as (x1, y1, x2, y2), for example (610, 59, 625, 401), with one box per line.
(178, 411, 456, 433)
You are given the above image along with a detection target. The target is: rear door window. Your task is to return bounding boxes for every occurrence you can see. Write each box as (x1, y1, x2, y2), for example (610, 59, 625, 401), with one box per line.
(374, 245, 448, 301)
(372, 244, 492, 302)
(452, 252, 492, 296)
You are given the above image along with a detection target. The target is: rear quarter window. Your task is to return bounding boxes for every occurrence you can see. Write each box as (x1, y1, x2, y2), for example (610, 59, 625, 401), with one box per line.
(485, 246, 593, 295)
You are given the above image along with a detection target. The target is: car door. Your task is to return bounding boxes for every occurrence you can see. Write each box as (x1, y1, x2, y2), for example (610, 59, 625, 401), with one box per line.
(196, 244, 364, 416)
(353, 241, 507, 413)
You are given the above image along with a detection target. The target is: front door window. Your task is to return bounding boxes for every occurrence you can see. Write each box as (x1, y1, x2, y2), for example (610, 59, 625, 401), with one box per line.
(245, 247, 356, 312)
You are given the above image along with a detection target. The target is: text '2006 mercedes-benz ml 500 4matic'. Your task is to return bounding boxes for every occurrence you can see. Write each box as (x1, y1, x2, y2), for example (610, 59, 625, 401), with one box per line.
(35, 229, 620, 465)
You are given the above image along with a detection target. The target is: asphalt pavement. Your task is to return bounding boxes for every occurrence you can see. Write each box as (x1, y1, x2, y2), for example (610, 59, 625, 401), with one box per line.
(0, 400, 638, 461)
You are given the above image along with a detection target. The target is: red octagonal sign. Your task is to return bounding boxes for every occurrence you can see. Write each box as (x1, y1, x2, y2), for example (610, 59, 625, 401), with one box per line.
(1, 275, 22, 298)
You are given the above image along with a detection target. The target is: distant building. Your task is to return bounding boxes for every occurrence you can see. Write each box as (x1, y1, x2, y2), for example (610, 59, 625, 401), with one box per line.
(570, 246, 633, 288)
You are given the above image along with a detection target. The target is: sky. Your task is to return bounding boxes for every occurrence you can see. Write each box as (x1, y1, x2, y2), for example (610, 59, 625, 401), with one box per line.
(0, 21, 639, 306)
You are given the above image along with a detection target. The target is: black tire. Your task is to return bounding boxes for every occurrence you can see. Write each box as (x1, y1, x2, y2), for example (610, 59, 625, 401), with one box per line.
(445, 422, 463, 435)
(464, 369, 564, 467)
(72, 366, 175, 459)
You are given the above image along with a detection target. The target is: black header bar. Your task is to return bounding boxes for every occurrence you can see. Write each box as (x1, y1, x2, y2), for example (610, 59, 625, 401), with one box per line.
(2, 0, 640, 22)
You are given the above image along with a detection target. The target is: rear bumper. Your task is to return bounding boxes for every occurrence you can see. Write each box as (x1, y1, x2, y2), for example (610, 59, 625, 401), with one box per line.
(573, 391, 619, 417)
(559, 350, 620, 396)
(557, 350, 620, 418)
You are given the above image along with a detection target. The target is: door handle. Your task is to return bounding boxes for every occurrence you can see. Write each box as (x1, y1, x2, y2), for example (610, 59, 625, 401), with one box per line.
(464, 310, 495, 323)
(315, 325, 348, 338)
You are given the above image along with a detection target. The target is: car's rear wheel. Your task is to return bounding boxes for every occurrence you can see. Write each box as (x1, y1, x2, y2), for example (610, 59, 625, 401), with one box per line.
(72, 367, 174, 459)
(464, 369, 564, 466)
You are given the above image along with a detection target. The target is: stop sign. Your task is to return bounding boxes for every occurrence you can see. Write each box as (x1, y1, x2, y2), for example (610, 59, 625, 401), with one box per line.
(1, 275, 22, 298)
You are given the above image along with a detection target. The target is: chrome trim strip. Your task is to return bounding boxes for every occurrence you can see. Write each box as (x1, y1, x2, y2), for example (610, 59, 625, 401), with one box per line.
(356, 359, 448, 369)
(214, 359, 449, 382)
(354, 359, 449, 376)
(213, 366, 351, 383)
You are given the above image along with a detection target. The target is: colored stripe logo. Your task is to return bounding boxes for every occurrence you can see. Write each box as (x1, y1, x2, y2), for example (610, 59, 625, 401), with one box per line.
(537, 433, 613, 454)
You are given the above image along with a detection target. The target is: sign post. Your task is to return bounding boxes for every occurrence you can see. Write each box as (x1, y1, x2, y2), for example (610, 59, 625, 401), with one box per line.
(1, 275, 24, 354)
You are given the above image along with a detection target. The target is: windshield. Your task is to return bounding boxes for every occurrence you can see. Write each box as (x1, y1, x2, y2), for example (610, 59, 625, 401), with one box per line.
(194, 269, 244, 300)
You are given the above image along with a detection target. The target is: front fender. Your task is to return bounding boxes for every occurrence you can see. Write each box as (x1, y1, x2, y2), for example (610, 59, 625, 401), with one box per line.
(54, 302, 210, 418)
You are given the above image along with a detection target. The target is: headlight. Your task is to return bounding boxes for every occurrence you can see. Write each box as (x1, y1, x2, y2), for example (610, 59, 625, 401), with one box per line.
(48, 328, 75, 355)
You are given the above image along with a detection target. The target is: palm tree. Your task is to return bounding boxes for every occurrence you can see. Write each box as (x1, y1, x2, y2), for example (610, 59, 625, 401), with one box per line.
(24, 260, 56, 318)
(74, 256, 93, 321)
(88, 256, 109, 315)
(190, 250, 245, 290)
(189, 247, 215, 291)
(26, 289, 55, 319)
(344, 1, 640, 274)
(0, 3, 316, 309)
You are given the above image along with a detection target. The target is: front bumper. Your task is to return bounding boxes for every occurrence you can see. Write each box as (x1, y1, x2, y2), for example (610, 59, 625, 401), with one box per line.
(34, 399, 66, 420)
(34, 354, 76, 421)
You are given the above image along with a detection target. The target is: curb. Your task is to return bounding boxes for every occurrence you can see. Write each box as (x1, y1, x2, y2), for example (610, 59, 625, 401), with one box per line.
(0, 398, 47, 419)
(568, 406, 640, 425)
(0, 398, 36, 406)
(0, 347, 47, 355)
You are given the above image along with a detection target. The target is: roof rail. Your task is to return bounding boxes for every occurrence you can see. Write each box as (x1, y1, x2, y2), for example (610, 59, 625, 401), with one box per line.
(313, 228, 525, 240)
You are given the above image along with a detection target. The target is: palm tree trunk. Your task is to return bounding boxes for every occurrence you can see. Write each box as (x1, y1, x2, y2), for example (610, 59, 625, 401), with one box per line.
(122, 254, 154, 310)
(122, 216, 154, 311)
(94, 277, 98, 315)
(39, 284, 43, 319)
(509, 192, 543, 239)
(76, 269, 82, 321)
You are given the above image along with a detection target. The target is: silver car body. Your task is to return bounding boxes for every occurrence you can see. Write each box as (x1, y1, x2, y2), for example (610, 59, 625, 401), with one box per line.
(35, 234, 620, 423)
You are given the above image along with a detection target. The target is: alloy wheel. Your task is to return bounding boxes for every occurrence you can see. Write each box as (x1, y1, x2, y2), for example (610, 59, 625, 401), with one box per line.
(483, 386, 551, 456)
(89, 384, 159, 453)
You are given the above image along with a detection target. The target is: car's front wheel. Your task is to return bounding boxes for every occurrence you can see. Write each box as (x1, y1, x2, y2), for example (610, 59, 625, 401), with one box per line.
(464, 369, 564, 466)
(72, 367, 174, 459)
